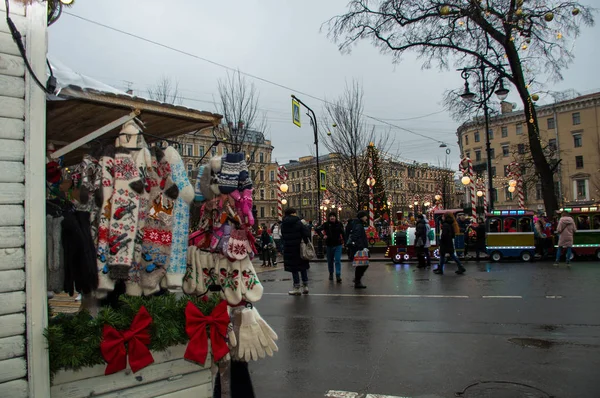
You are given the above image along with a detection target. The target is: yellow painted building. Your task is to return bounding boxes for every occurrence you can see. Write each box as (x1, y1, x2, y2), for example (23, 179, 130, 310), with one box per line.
(457, 92, 600, 211)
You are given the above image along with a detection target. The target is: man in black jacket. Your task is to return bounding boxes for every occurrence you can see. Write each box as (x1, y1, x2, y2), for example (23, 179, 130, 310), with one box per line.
(414, 214, 428, 268)
(316, 212, 346, 282)
(347, 211, 369, 289)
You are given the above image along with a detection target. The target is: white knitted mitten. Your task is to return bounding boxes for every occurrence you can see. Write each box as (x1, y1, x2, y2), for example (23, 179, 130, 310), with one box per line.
(236, 308, 266, 362)
(251, 307, 278, 357)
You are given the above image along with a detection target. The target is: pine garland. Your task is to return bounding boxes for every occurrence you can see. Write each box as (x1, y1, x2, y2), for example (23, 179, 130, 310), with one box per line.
(44, 293, 220, 377)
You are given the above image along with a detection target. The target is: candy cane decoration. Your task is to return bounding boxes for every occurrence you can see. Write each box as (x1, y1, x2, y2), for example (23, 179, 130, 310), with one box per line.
(508, 162, 524, 209)
(277, 165, 288, 221)
(460, 157, 477, 218)
(476, 178, 488, 214)
(368, 148, 374, 227)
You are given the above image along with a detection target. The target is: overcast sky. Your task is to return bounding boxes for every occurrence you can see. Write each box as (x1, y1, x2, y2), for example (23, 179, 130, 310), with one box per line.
(48, 0, 599, 169)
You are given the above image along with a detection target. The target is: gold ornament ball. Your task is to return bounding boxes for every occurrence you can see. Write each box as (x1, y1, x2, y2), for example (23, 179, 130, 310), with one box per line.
(531, 94, 539, 101)
(515, 8, 523, 17)
(572, 8, 580, 16)
(440, 5, 451, 16)
(522, 44, 528, 50)
(544, 12, 554, 22)
(529, 118, 534, 123)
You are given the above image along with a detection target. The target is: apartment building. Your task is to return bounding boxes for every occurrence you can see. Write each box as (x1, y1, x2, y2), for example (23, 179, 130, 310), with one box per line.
(173, 128, 280, 227)
(457, 92, 600, 211)
(282, 153, 456, 222)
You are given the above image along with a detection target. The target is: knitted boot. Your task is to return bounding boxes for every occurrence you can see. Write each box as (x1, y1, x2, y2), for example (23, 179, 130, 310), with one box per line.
(183, 246, 198, 295)
(95, 146, 116, 296)
(164, 146, 194, 288)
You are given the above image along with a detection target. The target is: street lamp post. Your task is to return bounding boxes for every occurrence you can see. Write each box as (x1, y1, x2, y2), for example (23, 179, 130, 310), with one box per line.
(291, 95, 324, 258)
(459, 62, 510, 213)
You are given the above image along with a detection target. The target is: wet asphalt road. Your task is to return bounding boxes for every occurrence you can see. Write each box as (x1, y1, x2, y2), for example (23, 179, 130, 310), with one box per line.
(248, 260, 600, 398)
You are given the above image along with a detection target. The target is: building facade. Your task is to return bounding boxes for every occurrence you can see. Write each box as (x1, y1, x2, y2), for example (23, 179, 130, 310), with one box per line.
(173, 128, 280, 228)
(457, 92, 600, 211)
(282, 153, 456, 222)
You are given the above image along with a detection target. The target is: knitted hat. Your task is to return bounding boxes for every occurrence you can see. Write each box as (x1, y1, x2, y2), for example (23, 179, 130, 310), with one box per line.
(218, 153, 244, 194)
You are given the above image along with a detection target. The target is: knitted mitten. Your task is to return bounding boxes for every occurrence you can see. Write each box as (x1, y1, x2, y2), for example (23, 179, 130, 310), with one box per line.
(237, 159, 253, 191)
(210, 155, 222, 173)
(107, 149, 142, 280)
(164, 146, 194, 288)
(235, 308, 266, 362)
(199, 164, 216, 201)
(230, 189, 254, 227)
(194, 165, 206, 202)
(183, 246, 198, 295)
(251, 307, 278, 356)
(218, 153, 244, 194)
(95, 146, 116, 295)
(219, 258, 242, 305)
(240, 256, 263, 303)
(227, 229, 250, 260)
(195, 250, 214, 295)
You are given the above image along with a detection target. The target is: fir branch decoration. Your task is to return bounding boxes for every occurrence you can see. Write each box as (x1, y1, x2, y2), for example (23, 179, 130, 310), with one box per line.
(45, 293, 220, 377)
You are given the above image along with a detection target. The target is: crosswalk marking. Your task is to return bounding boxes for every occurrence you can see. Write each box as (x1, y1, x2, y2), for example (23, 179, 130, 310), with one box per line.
(325, 391, 410, 398)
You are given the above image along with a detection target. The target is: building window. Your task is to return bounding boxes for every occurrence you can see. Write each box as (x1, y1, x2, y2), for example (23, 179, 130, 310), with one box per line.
(474, 132, 480, 143)
(488, 128, 494, 140)
(491, 166, 496, 177)
(572, 112, 581, 125)
(492, 188, 498, 203)
(465, 135, 469, 145)
(475, 150, 481, 161)
(505, 187, 513, 201)
(198, 145, 205, 157)
(518, 144, 525, 154)
(465, 151, 471, 159)
(211, 146, 217, 156)
(516, 124, 523, 135)
(251, 169, 256, 181)
(223, 146, 228, 155)
(501, 126, 508, 138)
(259, 152, 264, 163)
(303, 170, 306, 177)
(260, 189, 265, 200)
(576, 179, 587, 200)
(535, 183, 542, 200)
(260, 170, 264, 181)
(270, 189, 275, 199)
(270, 207, 276, 217)
(573, 133, 582, 148)
(489, 148, 495, 159)
(270, 170, 275, 181)
(548, 139, 557, 151)
(260, 206, 265, 218)
(575, 155, 584, 169)
(547, 118, 555, 129)
(502, 145, 510, 157)
(186, 144, 193, 157)
(187, 163, 193, 178)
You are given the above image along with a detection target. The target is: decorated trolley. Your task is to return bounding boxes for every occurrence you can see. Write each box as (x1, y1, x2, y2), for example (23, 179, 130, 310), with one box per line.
(486, 210, 536, 262)
(385, 209, 468, 264)
(554, 205, 600, 260)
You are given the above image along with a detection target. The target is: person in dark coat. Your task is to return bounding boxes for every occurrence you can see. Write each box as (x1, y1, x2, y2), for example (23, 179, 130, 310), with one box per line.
(347, 211, 369, 289)
(474, 217, 487, 261)
(281, 208, 311, 295)
(315, 212, 346, 282)
(260, 225, 271, 267)
(434, 213, 466, 275)
(414, 214, 428, 268)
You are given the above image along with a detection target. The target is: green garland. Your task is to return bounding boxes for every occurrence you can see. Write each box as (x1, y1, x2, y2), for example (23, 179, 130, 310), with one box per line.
(44, 293, 220, 377)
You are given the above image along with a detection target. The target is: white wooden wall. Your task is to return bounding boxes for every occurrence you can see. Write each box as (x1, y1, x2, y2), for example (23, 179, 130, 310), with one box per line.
(0, 1, 49, 397)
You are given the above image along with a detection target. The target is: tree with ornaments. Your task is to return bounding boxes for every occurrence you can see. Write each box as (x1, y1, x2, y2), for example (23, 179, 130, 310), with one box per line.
(365, 143, 389, 221)
(327, 0, 594, 217)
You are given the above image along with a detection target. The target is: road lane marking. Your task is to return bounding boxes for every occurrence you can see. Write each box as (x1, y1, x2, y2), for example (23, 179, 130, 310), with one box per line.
(325, 391, 411, 398)
(264, 293, 469, 298)
(482, 295, 523, 299)
(546, 295, 563, 299)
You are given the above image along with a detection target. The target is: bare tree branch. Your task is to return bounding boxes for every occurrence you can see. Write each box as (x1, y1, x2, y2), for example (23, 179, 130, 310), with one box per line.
(147, 75, 183, 105)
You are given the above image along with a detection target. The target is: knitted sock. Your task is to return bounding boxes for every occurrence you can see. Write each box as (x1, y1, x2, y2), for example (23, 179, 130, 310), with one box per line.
(140, 264, 166, 296)
(240, 257, 263, 303)
(218, 258, 242, 305)
(164, 146, 194, 288)
(218, 153, 244, 194)
(107, 149, 141, 280)
(183, 246, 197, 294)
(95, 147, 116, 295)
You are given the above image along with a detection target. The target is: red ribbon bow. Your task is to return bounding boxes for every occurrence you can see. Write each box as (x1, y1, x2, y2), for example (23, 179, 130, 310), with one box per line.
(100, 306, 154, 375)
(184, 300, 230, 365)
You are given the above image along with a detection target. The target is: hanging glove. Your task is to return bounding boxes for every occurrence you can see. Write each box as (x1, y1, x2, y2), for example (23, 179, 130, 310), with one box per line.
(251, 307, 278, 357)
(236, 308, 266, 362)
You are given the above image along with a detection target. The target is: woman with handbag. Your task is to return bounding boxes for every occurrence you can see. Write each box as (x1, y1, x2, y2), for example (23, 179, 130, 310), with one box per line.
(348, 211, 369, 289)
(281, 208, 311, 295)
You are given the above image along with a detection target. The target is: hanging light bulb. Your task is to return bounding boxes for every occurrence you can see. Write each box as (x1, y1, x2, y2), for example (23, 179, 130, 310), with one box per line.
(508, 186, 516, 193)
(509, 179, 517, 187)
(60, 0, 75, 4)
(461, 176, 471, 185)
(477, 190, 484, 197)
(544, 12, 554, 22)
(572, 8, 580, 16)
(281, 199, 287, 205)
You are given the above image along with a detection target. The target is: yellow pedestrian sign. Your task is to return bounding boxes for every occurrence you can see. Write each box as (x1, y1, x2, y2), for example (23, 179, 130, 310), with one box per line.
(292, 99, 301, 127)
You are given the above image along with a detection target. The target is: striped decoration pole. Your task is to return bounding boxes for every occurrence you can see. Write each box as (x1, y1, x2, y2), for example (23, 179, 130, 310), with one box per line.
(277, 165, 288, 221)
(368, 149, 374, 227)
(508, 162, 524, 209)
(460, 157, 477, 218)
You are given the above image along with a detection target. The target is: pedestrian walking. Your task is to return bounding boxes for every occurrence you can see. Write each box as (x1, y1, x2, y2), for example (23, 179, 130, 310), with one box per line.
(534, 217, 548, 258)
(281, 208, 311, 295)
(260, 225, 272, 267)
(272, 221, 283, 254)
(347, 211, 369, 289)
(474, 217, 486, 261)
(345, 218, 354, 261)
(434, 212, 466, 275)
(414, 214, 428, 268)
(554, 211, 577, 267)
(315, 212, 346, 283)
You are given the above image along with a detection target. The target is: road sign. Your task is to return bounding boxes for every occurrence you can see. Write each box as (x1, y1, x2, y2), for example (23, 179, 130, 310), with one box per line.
(319, 169, 327, 191)
(292, 99, 301, 127)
